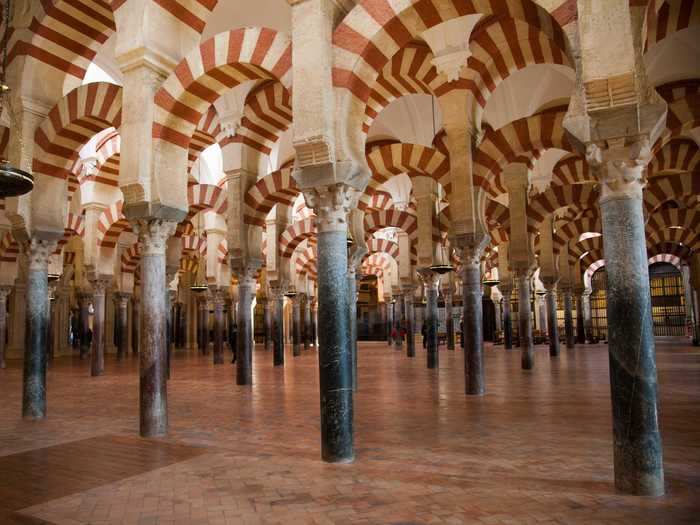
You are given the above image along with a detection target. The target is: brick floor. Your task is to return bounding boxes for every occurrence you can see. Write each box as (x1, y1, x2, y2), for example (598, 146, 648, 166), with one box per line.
(0, 339, 698, 524)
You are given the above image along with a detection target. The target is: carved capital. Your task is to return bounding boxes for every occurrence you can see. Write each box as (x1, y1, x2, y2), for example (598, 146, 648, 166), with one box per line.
(115, 292, 131, 308)
(233, 262, 260, 289)
(133, 219, 177, 256)
(90, 278, 111, 297)
(586, 138, 651, 203)
(304, 183, 355, 233)
(0, 285, 12, 301)
(26, 238, 57, 272)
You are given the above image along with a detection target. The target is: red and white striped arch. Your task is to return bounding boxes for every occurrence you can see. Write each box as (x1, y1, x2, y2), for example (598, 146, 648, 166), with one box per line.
(121, 243, 141, 274)
(153, 27, 292, 150)
(550, 154, 592, 187)
(33, 82, 122, 184)
(475, 107, 572, 195)
(649, 138, 700, 178)
(188, 107, 221, 174)
(528, 183, 599, 231)
(243, 168, 299, 226)
(97, 200, 132, 248)
(364, 209, 418, 241)
(552, 216, 602, 251)
(186, 183, 228, 218)
(332, 0, 569, 107)
(236, 81, 293, 155)
(647, 252, 684, 268)
(644, 172, 700, 214)
(644, 0, 700, 50)
(280, 218, 317, 259)
(363, 143, 451, 207)
(570, 235, 603, 260)
(646, 207, 700, 234)
(364, 190, 394, 211)
(367, 238, 399, 260)
(0, 232, 20, 264)
(647, 226, 700, 251)
(181, 234, 207, 255)
(9, 1, 117, 80)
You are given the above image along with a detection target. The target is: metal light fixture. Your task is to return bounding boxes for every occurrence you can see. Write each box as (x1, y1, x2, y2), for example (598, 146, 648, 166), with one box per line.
(47, 273, 61, 283)
(346, 231, 354, 247)
(189, 216, 208, 292)
(284, 288, 298, 298)
(482, 278, 501, 286)
(0, 0, 34, 198)
(429, 243, 454, 275)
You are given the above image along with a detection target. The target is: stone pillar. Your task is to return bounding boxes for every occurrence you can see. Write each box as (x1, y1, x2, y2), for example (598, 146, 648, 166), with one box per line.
(116, 293, 130, 359)
(500, 286, 513, 350)
(234, 266, 258, 385)
(211, 288, 225, 365)
(386, 299, 394, 346)
(197, 297, 208, 354)
(303, 183, 354, 463)
(78, 293, 91, 359)
(393, 293, 404, 350)
(403, 287, 416, 358)
(89, 279, 110, 377)
(292, 294, 302, 357)
(272, 290, 284, 366)
(347, 267, 361, 389)
(460, 242, 486, 394)
(544, 283, 560, 357)
(303, 295, 312, 349)
(420, 270, 440, 369)
(563, 288, 575, 348)
(515, 270, 534, 370)
(22, 238, 57, 420)
(0, 286, 11, 368)
(445, 291, 455, 350)
(134, 219, 176, 438)
(264, 298, 274, 351)
(131, 297, 139, 355)
(575, 290, 586, 344)
(591, 143, 664, 495)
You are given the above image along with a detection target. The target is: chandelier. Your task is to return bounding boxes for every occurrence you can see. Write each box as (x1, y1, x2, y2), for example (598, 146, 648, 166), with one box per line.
(0, 0, 34, 198)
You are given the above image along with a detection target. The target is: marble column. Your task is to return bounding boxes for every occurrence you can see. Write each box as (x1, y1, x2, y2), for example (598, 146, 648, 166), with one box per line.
(461, 246, 485, 394)
(516, 270, 534, 370)
(595, 150, 664, 496)
(272, 291, 284, 367)
(78, 293, 91, 359)
(420, 270, 440, 369)
(305, 184, 353, 463)
(90, 279, 110, 377)
(212, 288, 225, 365)
(135, 219, 176, 438)
(22, 238, 57, 420)
(116, 293, 130, 360)
(303, 295, 312, 349)
(197, 297, 208, 354)
(235, 267, 257, 385)
(264, 299, 274, 351)
(500, 286, 513, 350)
(347, 268, 361, 390)
(692, 289, 700, 346)
(563, 288, 575, 349)
(386, 299, 394, 346)
(0, 286, 11, 369)
(292, 294, 302, 357)
(544, 283, 560, 357)
(575, 291, 586, 344)
(445, 292, 455, 350)
(394, 293, 404, 350)
(403, 287, 415, 358)
(131, 298, 139, 355)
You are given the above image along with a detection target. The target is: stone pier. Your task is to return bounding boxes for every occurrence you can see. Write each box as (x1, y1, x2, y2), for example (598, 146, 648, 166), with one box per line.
(420, 270, 440, 370)
(403, 287, 415, 358)
(563, 288, 575, 349)
(0, 286, 11, 369)
(516, 271, 534, 370)
(212, 288, 225, 365)
(461, 242, 486, 394)
(90, 279, 109, 376)
(544, 283, 560, 357)
(272, 291, 284, 367)
(235, 266, 258, 385)
(116, 293, 130, 360)
(292, 294, 302, 357)
(500, 285, 513, 350)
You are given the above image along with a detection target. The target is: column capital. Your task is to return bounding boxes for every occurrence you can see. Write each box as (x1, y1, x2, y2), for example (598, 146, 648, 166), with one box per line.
(132, 219, 178, 256)
(0, 285, 11, 302)
(25, 238, 58, 272)
(303, 183, 355, 233)
(89, 277, 112, 296)
(115, 292, 131, 307)
(540, 275, 559, 291)
(586, 138, 652, 203)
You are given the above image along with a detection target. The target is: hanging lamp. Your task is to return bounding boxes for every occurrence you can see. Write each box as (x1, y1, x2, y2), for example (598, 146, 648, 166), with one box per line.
(0, 0, 34, 198)
(429, 243, 454, 275)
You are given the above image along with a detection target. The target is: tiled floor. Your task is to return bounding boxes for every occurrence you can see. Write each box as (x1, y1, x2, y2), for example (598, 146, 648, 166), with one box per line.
(0, 339, 698, 524)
